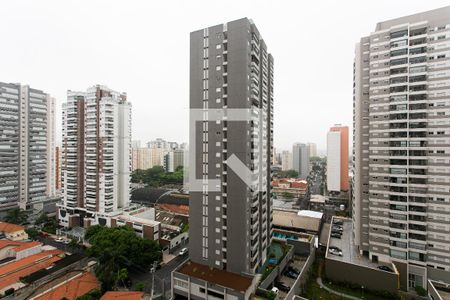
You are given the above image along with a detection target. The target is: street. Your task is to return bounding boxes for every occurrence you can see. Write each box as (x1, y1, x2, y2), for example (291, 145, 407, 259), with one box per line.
(129, 245, 189, 299)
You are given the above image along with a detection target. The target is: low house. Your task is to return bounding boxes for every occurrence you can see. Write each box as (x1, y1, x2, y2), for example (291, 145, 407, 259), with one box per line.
(0, 222, 28, 241)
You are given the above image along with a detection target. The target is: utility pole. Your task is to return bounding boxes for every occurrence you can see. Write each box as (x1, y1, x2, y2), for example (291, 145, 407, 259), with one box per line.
(150, 261, 158, 299)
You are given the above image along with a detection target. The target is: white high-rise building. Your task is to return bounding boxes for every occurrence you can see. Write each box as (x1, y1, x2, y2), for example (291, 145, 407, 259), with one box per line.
(281, 150, 293, 171)
(0, 82, 56, 212)
(353, 6, 450, 289)
(58, 85, 131, 228)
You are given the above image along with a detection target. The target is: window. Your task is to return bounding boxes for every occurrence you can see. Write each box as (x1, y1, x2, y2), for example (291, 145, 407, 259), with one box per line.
(216, 66, 221, 71)
(216, 88, 221, 93)
(216, 44, 222, 49)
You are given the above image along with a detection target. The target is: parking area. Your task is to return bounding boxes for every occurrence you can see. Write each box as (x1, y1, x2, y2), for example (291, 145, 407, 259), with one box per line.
(277, 256, 307, 298)
(327, 217, 379, 269)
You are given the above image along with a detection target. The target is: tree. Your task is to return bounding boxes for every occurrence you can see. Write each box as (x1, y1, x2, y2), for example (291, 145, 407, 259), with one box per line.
(25, 228, 39, 240)
(278, 169, 298, 178)
(136, 282, 145, 291)
(4, 208, 28, 225)
(76, 289, 102, 300)
(34, 213, 58, 234)
(131, 166, 183, 187)
(85, 225, 162, 292)
(281, 192, 294, 199)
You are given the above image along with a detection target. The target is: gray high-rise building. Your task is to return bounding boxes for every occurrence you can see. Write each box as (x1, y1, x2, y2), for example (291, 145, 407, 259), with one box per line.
(293, 143, 309, 179)
(0, 82, 56, 213)
(353, 6, 450, 290)
(172, 18, 273, 300)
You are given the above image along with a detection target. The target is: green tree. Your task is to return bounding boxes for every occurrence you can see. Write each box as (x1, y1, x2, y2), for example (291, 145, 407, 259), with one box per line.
(136, 282, 145, 291)
(281, 192, 294, 199)
(85, 225, 162, 292)
(131, 166, 183, 187)
(25, 228, 39, 239)
(76, 289, 102, 300)
(4, 208, 28, 225)
(278, 169, 299, 178)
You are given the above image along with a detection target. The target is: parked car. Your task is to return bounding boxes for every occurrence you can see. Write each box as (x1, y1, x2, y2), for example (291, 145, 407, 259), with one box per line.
(287, 266, 300, 275)
(284, 270, 297, 279)
(271, 287, 279, 295)
(328, 248, 343, 256)
(63, 239, 71, 244)
(275, 282, 290, 292)
(377, 265, 393, 272)
(179, 248, 188, 256)
(55, 237, 64, 243)
(331, 232, 341, 239)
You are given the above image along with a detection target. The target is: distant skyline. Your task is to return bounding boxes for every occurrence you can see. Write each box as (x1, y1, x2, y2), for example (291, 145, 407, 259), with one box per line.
(1, 0, 449, 150)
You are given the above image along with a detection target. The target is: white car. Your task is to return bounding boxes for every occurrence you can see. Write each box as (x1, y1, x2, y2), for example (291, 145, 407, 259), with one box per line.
(179, 248, 188, 256)
(329, 248, 343, 256)
(55, 237, 64, 243)
(271, 287, 279, 294)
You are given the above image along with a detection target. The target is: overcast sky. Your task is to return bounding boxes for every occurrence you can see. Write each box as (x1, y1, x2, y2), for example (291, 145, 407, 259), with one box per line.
(1, 0, 449, 153)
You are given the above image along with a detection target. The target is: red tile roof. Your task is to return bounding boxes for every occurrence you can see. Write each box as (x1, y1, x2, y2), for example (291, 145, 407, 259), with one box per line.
(35, 272, 99, 300)
(0, 222, 24, 233)
(178, 261, 254, 292)
(101, 291, 144, 300)
(0, 240, 41, 252)
(158, 204, 189, 215)
(12, 241, 42, 252)
(0, 250, 63, 290)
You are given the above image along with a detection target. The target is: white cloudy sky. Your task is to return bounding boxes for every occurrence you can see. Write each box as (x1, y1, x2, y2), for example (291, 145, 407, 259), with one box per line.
(1, 0, 449, 153)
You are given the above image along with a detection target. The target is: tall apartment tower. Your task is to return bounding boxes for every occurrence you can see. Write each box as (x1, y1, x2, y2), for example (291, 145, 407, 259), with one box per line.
(281, 150, 293, 171)
(292, 143, 309, 179)
(0, 82, 56, 212)
(173, 18, 273, 299)
(353, 6, 450, 289)
(58, 85, 131, 228)
(327, 125, 349, 192)
(307, 142, 318, 158)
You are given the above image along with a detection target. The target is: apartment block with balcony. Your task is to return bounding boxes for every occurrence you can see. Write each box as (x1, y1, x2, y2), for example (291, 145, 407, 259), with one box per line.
(172, 18, 273, 300)
(353, 6, 450, 291)
(58, 85, 131, 228)
(0, 82, 56, 214)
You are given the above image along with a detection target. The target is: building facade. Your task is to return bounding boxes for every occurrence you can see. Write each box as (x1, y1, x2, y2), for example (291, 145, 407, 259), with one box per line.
(0, 82, 56, 212)
(164, 149, 184, 172)
(281, 150, 292, 171)
(58, 85, 131, 228)
(327, 125, 349, 192)
(293, 143, 309, 179)
(307, 142, 318, 158)
(173, 18, 273, 300)
(353, 6, 450, 289)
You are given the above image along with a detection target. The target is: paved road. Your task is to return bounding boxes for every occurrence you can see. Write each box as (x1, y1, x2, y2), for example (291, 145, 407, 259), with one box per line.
(130, 247, 188, 299)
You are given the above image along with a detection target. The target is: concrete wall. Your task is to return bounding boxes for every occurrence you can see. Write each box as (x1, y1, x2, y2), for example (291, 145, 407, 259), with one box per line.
(285, 246, 316, 300)
(172, 271, 247, 300)
(259, 245, 294, 290)
(325, 258, 399, 294)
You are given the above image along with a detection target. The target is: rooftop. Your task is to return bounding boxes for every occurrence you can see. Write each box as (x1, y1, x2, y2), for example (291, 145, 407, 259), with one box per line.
(273, 208, 322, 233)
(0, 240, 41, 252)
(0, 222, 24, 233)
(0, 250, 63, 291)
(429, 280, 450, 300)
(101, 291, 145, 300)
(177, 260, 254, 292)
(310, 194, 326, 204)
(326, 217, 396, 272)
(33, 271, 99, 300)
